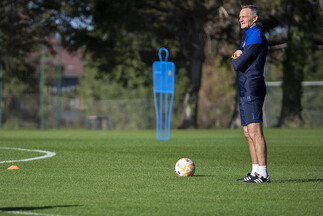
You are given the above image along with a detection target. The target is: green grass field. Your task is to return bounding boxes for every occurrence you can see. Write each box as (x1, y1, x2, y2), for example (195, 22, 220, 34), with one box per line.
(0, 129, 322, 216)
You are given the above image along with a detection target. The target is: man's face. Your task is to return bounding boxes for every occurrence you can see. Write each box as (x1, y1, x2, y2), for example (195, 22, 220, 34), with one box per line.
(239, 8, 257, 30)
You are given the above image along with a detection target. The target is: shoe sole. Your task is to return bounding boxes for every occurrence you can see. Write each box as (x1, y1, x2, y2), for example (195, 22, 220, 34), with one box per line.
(243, 179, 270, 183)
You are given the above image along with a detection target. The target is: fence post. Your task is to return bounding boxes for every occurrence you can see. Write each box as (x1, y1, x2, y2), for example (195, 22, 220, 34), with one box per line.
(0, 30, 2, 129)
(265, 32, 271, 127)
(57, 34, 62, 129)
(144, 69, 149, 129)
(0, 53, 2, 130)
(40, 41, 45, 130)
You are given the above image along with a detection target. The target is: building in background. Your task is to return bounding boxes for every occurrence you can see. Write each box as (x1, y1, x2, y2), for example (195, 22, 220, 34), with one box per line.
(48, 36, 84, 95)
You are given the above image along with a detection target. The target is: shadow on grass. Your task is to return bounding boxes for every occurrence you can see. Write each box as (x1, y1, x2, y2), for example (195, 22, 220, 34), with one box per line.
(0, 205, 80, 212)
(191, 175, 215, 177)
(274, 178, 323, 183)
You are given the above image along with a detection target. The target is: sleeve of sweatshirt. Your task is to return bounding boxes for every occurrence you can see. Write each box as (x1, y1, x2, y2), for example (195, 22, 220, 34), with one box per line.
(231, 44, 261, 72)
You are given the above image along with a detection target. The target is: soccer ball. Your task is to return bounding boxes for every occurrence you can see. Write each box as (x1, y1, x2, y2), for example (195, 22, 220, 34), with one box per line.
(175, 158, 195, 176)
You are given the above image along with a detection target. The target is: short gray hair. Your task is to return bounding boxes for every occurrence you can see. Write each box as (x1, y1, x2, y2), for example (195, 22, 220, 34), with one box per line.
(241, 5, 259, 19)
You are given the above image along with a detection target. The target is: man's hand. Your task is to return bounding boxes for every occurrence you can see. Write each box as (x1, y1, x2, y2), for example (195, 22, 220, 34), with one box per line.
(232, 50, 243, 59)
(236, 50, 243, 57)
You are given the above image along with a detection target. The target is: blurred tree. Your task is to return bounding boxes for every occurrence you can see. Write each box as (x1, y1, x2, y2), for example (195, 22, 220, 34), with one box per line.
(0, 0, 91, 91)
(67, 0, 243, 129)
(278, 0, 323, 127)
(3, 0, 321, 129)
(0, 0, 85, 88)
(71, 0, 323, 129)
(0, 0, 91, 127)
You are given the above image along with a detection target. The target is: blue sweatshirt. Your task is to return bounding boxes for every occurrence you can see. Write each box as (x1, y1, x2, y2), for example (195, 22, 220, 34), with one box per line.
(231, 25, 268, 98)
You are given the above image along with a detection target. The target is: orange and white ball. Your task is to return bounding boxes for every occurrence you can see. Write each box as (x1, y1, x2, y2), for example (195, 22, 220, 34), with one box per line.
(175, 158, 195, 176)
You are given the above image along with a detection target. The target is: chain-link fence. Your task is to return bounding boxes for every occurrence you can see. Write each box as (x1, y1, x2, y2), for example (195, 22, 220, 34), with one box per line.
(264, 84, 323, 127)
(1, 84, 323, 129)
(1, 93, 185, 130)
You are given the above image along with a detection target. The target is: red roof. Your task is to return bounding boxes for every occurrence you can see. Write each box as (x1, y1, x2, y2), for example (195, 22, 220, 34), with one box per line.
(50, 37, 84, 77)
(28, 37, 84, 77)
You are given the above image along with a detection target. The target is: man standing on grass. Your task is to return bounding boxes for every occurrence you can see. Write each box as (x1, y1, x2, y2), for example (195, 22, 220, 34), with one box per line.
(231, 5, 270, 183)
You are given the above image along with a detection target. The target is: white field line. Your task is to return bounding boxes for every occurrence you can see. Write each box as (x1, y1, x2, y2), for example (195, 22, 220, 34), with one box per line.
(0, 210, 71, 216)
(0, 147, 56, 164)
(0, 148, 67, 216)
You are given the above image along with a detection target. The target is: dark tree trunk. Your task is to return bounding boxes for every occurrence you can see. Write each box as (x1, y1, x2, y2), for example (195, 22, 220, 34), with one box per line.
(179, 15, 206, 129)
(278, 0, 310, 127)
(278, 39, 305, 127)
(180, 47, 204, 129)
(229, 92, 240, 128)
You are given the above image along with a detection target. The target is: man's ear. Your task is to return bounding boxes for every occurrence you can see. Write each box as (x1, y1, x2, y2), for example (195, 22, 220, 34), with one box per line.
(253, 16, 258, 24)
